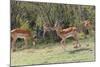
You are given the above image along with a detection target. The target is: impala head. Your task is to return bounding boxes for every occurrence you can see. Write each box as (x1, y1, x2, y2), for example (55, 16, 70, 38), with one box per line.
(83, 20, 92, 28)
(54, 20, 62, 31)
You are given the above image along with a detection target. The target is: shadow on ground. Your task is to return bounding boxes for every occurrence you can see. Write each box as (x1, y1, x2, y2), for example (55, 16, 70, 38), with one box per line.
(68, 48, 93, 54)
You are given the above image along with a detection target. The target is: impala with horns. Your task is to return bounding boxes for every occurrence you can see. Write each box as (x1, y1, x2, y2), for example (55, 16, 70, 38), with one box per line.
(54, 21, 81, 48)
(11, 28, 36, 52)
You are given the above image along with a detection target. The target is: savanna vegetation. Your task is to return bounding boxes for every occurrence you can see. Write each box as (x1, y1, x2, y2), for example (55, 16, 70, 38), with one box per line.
(11, 0, 95, 66)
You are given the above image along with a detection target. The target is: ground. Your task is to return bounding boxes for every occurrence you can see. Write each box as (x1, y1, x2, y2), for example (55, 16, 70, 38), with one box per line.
(11, 37, 95, 66)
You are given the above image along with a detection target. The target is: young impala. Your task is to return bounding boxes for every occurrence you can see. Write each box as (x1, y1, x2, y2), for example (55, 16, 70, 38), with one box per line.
(54, 21, 81, 48)
(11, 28, 36, 52)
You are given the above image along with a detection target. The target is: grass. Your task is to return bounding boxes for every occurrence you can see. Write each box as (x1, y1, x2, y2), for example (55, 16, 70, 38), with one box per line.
(11, 37, 95, 66)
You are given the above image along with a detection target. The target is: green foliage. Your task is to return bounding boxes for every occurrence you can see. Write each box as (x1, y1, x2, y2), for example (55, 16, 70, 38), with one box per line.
(11, 1, 95, 28)
(11, 1, 95, 44)
(36, 15, 43, 29)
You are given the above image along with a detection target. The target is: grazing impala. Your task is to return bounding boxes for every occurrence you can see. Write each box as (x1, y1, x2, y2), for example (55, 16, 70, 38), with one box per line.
(11, 28, 36, 52)
(54, 21, 81, 48)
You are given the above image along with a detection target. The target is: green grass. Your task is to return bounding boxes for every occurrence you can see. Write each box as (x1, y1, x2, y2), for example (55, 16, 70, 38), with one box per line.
(11, 37, 95, 66)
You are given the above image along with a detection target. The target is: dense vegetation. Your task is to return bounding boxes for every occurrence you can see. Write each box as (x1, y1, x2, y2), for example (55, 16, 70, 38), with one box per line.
(11, 1, 95, 66)
(11, 1, 95, 44)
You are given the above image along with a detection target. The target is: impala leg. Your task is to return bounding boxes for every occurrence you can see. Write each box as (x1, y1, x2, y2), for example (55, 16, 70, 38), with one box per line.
(12, 38, 17, 52)
(73, 34, 81, 48)
(33, 41, 35, 46)
(43, 30, 46, 39)
(60, 39, 66, 49)
(73, 41, 78, 48)
(73, 40, 81, 48)
(32, 36, 36, 46)
(32, 41, 36, 48)
(23, 37, 28, 49)
(77, 40, 81, 47)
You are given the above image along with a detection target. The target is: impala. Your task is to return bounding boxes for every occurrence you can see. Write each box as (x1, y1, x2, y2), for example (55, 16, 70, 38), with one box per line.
(82, 20, 92, 35)
(11, 28, 36, 51)
(54, 21, 81, 48)
(43, 22, 53, 39)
